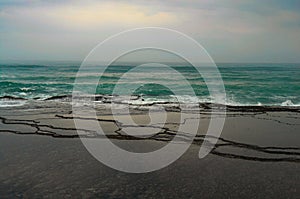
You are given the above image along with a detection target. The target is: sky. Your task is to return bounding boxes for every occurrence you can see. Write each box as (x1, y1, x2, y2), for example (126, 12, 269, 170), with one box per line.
(0, 0, 300, 63)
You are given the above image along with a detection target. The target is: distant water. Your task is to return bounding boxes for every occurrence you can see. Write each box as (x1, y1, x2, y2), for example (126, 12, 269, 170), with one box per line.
(0, 63, 299, 107)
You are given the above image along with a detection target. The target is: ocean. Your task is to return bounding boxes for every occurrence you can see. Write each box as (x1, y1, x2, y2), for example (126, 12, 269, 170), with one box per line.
(0, 63, 299, 107)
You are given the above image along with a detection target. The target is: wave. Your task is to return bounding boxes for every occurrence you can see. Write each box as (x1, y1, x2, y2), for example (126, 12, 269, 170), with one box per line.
(281, 100, 300, 107)
(0, 96, 27, 107)
(0, 95, 27, 100)
(1, 94, 299, 110)
(0, 100, 26, 107)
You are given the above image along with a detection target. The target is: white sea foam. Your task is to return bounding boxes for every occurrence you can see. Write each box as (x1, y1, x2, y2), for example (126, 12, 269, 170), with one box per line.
(0, 100, 26, 107)
(19, 92, 27, 96)
(20, 87, 33, 91)
(280, 100, 300, 107)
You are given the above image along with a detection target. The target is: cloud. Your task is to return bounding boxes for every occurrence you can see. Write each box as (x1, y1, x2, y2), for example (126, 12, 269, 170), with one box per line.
(1, 2, 178, 30)
(0, 0, 299, 62)
(53, 3, 177, 27)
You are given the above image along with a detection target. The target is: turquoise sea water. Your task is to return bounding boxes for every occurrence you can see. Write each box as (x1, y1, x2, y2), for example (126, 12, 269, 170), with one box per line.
(0, 63, 299, 106)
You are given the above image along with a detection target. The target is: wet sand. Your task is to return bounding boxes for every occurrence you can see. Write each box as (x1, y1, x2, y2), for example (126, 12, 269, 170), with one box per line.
(0, 100, 299, 198)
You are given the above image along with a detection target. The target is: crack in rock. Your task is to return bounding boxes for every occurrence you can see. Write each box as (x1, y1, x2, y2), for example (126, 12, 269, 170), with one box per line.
(0, 114, 299, 163)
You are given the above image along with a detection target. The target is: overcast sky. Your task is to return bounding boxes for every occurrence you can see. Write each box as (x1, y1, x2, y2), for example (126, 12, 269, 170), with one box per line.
(0, 0, 300, 63)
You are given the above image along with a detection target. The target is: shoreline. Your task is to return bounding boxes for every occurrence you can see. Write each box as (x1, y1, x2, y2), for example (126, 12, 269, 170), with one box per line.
(1, 94, 300, 110)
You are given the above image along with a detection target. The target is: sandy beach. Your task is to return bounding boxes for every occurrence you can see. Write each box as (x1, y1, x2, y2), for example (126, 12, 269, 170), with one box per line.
(0, 100, 299, 198)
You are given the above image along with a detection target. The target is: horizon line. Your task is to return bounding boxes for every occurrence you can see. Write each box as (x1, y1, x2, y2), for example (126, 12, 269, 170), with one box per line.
(1, 59, 300, 65)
